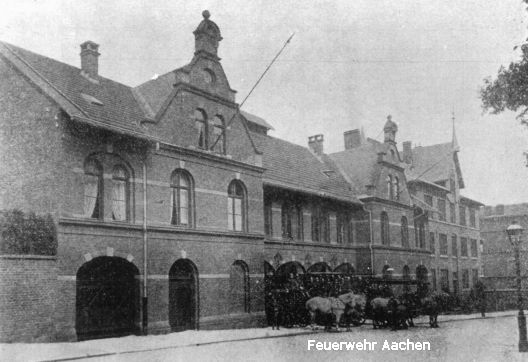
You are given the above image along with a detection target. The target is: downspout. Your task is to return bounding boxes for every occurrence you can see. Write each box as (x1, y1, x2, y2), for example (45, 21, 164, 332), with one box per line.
(142, 160, 148, 335)
(368, 208, 374, 276)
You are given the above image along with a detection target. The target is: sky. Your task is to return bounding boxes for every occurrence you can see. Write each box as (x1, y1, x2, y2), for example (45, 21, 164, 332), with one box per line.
(1, 0, 527, 206)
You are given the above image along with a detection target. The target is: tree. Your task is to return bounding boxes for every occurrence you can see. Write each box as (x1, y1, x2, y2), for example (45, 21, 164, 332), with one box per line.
(480, 0, 528, 126)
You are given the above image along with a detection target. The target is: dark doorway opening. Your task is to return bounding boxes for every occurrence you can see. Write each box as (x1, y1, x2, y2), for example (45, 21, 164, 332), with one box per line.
(76, 256, 139, 341)
(169, 259, 198, 332)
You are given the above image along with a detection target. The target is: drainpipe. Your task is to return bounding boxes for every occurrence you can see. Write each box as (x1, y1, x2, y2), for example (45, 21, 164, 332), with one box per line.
(142, 160, 148, 335)
(367, 208, 374, 276)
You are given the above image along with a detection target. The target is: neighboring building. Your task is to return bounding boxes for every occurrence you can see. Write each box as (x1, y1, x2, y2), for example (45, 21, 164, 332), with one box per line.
(0, 11, 483, 342)
(480, 203, 528, 291)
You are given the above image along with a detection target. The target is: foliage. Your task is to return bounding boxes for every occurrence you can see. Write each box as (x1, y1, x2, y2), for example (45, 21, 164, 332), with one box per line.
(0, 209, 57, 256)
(480, 1, 528, 125)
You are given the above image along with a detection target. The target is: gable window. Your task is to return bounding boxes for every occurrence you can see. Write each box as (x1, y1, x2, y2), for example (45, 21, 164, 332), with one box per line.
(83, 158, 103, 219)
(228, 180, 246, 232)
(386, 175, 393, 200)
(437, 199, 446, 222)
(401, 216, 409, 248)
(194, 109, 207, 149)
(210, 115, 225, 154)
(393, 177, 400, 200)
(112, 165, 129, 221)
(170, 169, 192, 226)
(381, 211, 390, 245)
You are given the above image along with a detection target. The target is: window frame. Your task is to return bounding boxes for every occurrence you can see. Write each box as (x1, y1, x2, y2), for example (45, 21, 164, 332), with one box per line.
(111, 165, 130, 222)
(83, 158, 103, 219)
(170, 169, 193, 227)
(227, 180, 246, 232)
(381, 211, 390, 246)
(194, 109, 208, 150)
(401, 216, 409, 248)
(210, 115, 226, 154)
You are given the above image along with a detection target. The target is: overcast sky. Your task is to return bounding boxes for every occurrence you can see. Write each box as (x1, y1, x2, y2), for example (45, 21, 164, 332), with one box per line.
(1, 0, 527, 206)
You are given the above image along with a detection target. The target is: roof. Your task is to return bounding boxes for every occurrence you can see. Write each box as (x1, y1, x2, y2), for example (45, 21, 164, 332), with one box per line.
(406, 142, 464, 188)
(328, 139, 387, 194)
(250, 132, 361, 204)
(240, 111, 274, 130)
(460, 195, 484, 207)
(0, 41, 149, 136)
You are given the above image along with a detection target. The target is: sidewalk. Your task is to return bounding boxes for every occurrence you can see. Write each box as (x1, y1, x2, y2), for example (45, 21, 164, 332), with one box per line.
(0, 311, 517, 362)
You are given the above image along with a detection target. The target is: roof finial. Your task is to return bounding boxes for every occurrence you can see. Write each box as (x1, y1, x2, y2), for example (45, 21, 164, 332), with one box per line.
(202, 10, 211, 19)
(451, 110, 460, 152)
(387, 114, 392, 122)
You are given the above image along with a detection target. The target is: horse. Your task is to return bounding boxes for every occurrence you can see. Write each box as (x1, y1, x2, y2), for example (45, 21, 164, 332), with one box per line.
(420, 291, 449, 328)
(305, 292, 366, 331)
(370, 297, 390, 329)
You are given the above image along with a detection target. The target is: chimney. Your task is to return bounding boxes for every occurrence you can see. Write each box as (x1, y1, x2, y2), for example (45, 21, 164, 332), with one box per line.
(308, 134, 324, 155)
(402, 141, 412, 164)
(344, 129, 362, 149)
(80, 41, 100, 79)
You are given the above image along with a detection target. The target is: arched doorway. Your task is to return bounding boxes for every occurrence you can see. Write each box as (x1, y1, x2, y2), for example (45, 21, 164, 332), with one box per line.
(76, 256, 139, 341)
(334, 263, 355, 275)
(230, 260, 250, 313)
(169, 259, 199, 332)
(275, 261, 305, 277)
(307, 262, 332, 273)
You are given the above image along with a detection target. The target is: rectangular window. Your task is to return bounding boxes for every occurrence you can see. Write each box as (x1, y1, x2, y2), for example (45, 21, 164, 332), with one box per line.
(472, 269, 479, 286)
(437, 199, 446, 222)
(461, 237, 468, 257)
(451, 235, 458, 257)
(264, 201, 272, 236)
(469, 208, 476, 228)
(228, 198, 242, 231)
(179, 189, 189, 225)
(459, 205, 466, 226)
(450, 202, 456, 223)
(424, 194, 433, 207)
(440, 234, 448, 255)
(470, 239, 478, 257)
(234, 199, 242, 231)
(311, 206, 320, 242)
(336, 213, 347, 244)
(430, 232, 435, 254)
(440, 269, 449, 292)
(321, 211, 330, 243)
(462, 269, 470, 289)
(453, 271, 459, 294)
(431, 269, 437, 291)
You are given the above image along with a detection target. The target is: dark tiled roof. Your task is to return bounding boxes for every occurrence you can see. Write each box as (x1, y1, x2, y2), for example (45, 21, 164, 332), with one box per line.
(250, 132, 361, 204)
(409, 143, 453, 182)
(0, 41, 148, 136)
(328, 140, 386, 194)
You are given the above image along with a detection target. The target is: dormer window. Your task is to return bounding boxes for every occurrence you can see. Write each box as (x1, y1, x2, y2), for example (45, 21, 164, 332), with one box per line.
(386, 175, 393, 199)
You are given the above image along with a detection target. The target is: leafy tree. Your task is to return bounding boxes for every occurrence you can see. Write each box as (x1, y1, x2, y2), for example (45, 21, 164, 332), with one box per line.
(480, 0, 528, 125)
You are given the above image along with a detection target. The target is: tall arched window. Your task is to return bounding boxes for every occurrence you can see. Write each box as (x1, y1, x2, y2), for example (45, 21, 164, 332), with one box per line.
(230, 260, 250, 313)
(228, 180, 246, 231)
(170, 170, 192, 226)
(112, 165, 129, 221)
(401, 216, 409, 247)
(381, 211, 390, 245)
(386, 175, 393, 199)
(210, 115, 225, 154)
(194, 109, 207, 149)
(83, 158, 103, 219)
(393, 176, 400, 200)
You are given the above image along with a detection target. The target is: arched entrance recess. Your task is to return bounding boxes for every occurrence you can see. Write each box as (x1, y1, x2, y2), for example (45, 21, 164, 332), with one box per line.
(307, 262, 332, 273)
(169, 259, 199, 332)
(76, 256, 139, 341)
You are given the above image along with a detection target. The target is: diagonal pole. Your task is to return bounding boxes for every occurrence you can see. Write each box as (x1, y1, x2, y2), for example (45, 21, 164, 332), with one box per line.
(210, 33, 295, 150)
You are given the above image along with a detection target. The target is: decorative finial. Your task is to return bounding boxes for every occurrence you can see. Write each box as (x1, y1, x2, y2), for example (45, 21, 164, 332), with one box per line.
(202, 10, 211, 19)
(387, 115, 392, 122)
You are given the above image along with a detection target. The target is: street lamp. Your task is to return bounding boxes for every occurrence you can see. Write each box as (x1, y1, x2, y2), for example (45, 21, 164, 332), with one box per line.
(507, 222, 528, 352)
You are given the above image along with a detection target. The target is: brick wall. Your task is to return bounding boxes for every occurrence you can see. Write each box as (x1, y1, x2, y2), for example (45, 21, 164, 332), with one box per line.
(0, 255, 58, 342)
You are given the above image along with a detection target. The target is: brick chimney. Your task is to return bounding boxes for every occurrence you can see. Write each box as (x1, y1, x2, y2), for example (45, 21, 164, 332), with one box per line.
(80, 41, 100, 78)
(308, 134, 324, 155)
(402, 141, 412, 164)
(344, 129, 362, 150)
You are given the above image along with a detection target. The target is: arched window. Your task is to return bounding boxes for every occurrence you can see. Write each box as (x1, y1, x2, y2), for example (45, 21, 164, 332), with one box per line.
(83, 158, 103, 219)
(401, 216, 409, 247)
(170, 170, 192, 226)
(386, 175, 393, 199)
(228, 180, 246, 231)
(393, 176, 400, 200)
(112, 165, 129, 221)
(194, 109, 207, 149)
(230, 260, 250, 313)
(210, 115, 225, 154)
(382, 264, 392, 279)
(381, 211, 390, 245)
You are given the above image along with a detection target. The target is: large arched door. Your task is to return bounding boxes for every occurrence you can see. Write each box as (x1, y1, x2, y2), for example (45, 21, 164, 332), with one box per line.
(169, 259, 198, 332)
(230, 260, 250, 314)
(76, 256, 139, 341)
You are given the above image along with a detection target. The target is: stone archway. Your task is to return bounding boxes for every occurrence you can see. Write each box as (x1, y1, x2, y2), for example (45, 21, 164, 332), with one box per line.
(76, 256, 139, 341)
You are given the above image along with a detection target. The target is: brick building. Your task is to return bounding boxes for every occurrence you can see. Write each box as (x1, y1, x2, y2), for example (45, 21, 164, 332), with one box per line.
(0, 11, 483, 342)
(480, 203, 528, 292)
